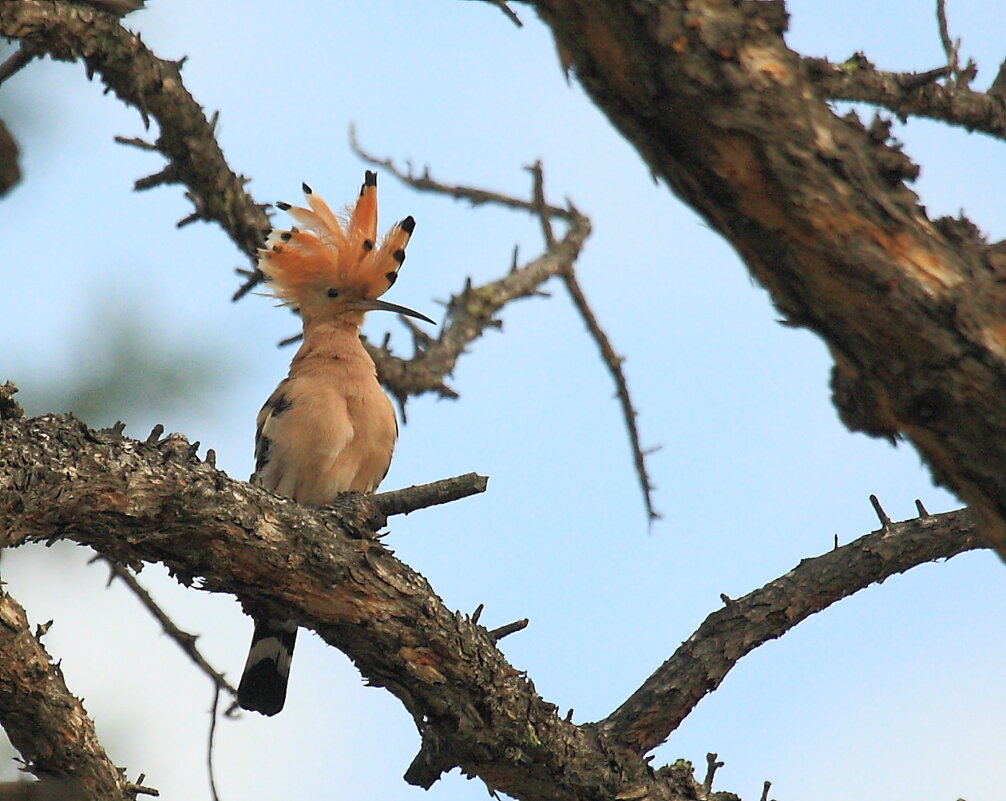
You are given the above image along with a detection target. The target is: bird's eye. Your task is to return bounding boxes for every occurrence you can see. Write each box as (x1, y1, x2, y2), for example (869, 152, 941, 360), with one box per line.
(327, 288, 339, 299)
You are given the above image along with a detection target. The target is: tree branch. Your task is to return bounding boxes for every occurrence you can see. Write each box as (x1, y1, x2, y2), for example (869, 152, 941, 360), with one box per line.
(0, 412, 701, 801)
(0, 0, 269, 261)
(373, 473, 488, 517)
(805, 54, 1006, 140)
(597, 505, 985, 753)
(0, 409, 987, 799)
(351, 140, 661, 520)
(528, 0, 1006, 553)
(0, 586, 155, 800)
(94, 557, 237, 697)
(361, 167, 593, 406)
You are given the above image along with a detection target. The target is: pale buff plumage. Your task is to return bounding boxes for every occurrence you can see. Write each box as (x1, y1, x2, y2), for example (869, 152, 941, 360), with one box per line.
(254, 319, 397, 503)
(238, 172, 431, 716)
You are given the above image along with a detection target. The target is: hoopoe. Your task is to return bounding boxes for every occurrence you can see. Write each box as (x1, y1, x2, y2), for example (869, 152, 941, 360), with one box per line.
(237, 171, 432, 716)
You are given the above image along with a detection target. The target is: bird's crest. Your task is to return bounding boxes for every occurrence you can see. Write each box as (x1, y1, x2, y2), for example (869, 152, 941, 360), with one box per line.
(258, 172, 415, 306)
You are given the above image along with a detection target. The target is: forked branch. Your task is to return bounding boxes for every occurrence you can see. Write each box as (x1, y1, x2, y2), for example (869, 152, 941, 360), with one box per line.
(351, 135, 660, 521)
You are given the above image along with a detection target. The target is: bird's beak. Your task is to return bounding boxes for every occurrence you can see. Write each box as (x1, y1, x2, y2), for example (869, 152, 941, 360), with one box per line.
(352, 298, 435, 325)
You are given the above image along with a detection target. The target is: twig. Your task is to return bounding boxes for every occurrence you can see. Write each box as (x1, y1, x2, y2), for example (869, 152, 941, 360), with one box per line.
(354, 140, 657, 521)
(932, 2, 977, 86)
(0, 3, 269, 280)
(361, 159, 592, 404)
(935, 0, 958, 77)
(465, 0, 522, 27)
(805, 56, 1006, 141)
(526, 161, 555, 246)
(560, 265, 660, 522)
(207, 685, 222, 801)
(373, 473, 489, 517)
(596, 506, 984, 753)
(350, 125, 573, 221)
(760, 780, 771, 801)
(702, 752, 723, 794)
(95, 558, 237, 697)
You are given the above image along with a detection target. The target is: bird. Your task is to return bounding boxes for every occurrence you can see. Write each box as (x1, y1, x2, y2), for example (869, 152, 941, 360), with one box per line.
(237, 171, 433, 716)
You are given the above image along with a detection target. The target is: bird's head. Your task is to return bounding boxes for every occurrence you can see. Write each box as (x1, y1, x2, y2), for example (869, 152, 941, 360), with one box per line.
(257, 172, 433, 327)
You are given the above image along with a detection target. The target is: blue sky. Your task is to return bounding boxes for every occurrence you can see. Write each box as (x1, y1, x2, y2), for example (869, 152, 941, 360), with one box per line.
(3, 1, 1006, 799)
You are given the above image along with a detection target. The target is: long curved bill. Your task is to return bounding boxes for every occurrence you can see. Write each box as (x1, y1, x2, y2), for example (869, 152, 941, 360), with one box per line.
(353, 298, 435, 324)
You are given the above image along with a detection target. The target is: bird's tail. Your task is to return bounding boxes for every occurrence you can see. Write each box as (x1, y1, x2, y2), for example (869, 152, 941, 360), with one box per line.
(237, 618, 298, 716)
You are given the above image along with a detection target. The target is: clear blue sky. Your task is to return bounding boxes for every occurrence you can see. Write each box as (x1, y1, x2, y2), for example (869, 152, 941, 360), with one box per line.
(3, 1, 1005, 799)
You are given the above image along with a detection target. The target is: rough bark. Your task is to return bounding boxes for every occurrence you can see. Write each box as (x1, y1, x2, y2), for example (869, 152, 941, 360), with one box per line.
(0, 412, 695, 801)
(0, 406, 985, 801)
(530, 0, 1006, 552)
(597, 507, 983, 752)
(0, 589, 135, 800)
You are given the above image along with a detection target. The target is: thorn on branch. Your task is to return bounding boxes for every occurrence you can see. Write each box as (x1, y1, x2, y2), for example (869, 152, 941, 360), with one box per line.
(760, 780, 772, 801)
(489, 618, 529, 641)
(114, 134, 159, 151)
(35, 620, 52, 640)
(205, 448, 216, 469)
(177, 210, 203, 228)
(915, 498, 930, 517)
(898, 65, 950, 90)
(134, 163, 180, 191)
(145, 423, 164, 444)
(232, 268, 265, 301)
(869, 493, 892, 530)
(472, 603, 484, 624)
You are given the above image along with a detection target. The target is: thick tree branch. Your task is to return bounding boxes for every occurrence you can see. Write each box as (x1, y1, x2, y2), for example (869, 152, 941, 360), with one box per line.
(0, 413, 701, 801)
(597, 505, 985, 753)
(0, 587, 154, 800)
(0, 0, 268, 260)
(0, 408, 987, 800)
(528, 0, 1006, 553)
(805, 54, 1006, 140)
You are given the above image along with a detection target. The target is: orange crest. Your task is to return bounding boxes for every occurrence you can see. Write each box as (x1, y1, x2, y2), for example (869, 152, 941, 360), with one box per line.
(257, 172, 415, 306)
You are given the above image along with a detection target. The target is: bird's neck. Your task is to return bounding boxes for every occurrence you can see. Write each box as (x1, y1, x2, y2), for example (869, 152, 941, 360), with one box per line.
(290, 317, 371, 370)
